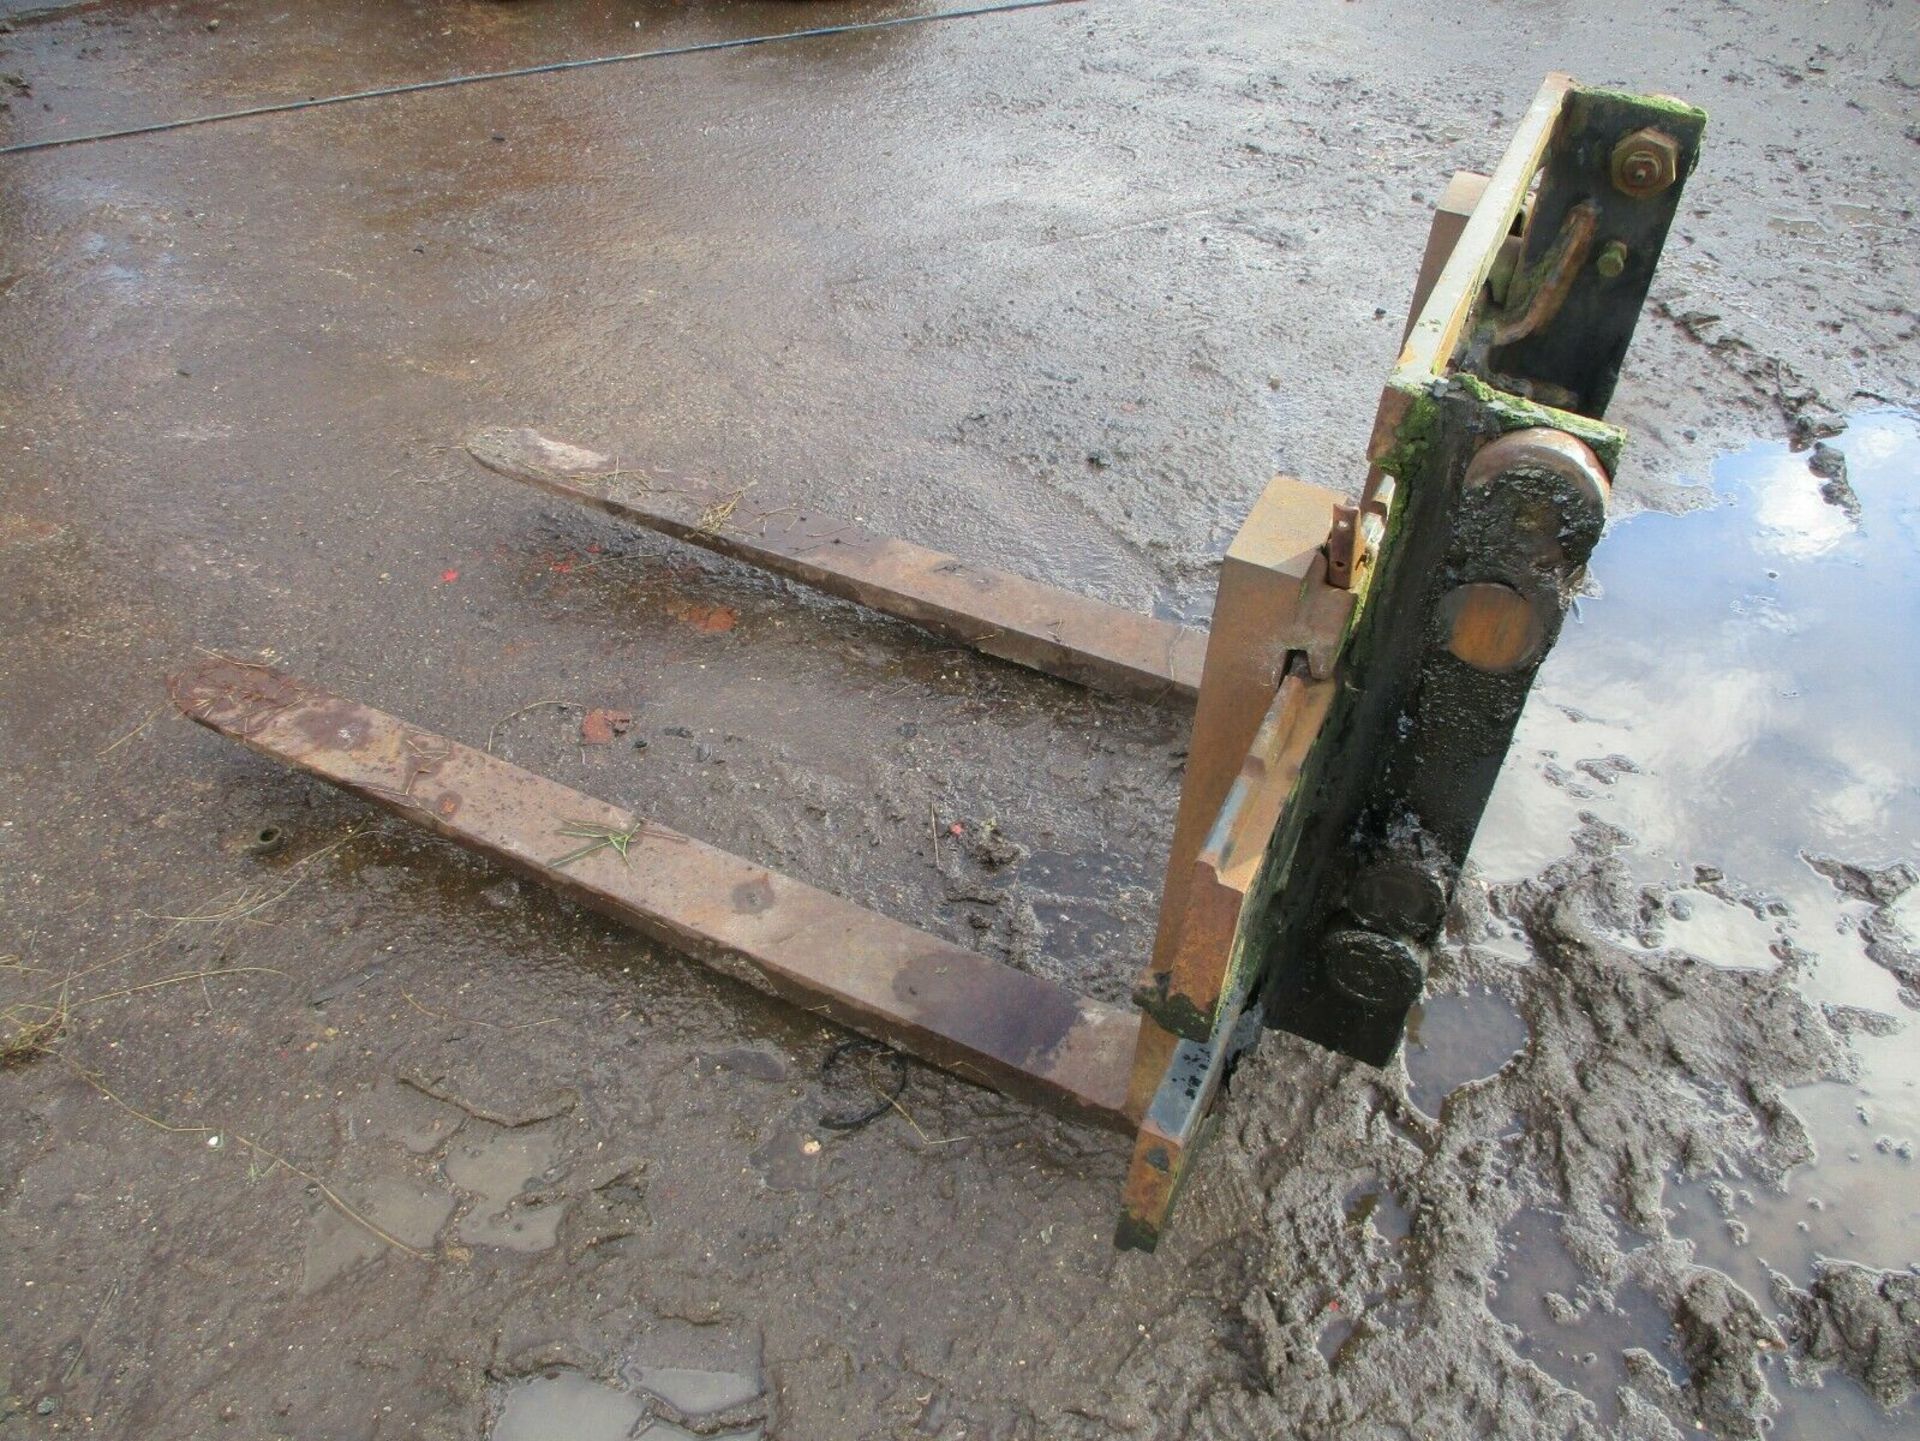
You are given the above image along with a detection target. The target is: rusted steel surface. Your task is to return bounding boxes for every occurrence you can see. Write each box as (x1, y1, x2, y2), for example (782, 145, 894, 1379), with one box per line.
(1161, 673, 1337, 1030)
(1402, 170, 1488, 346)
(167, 659, 1141, 1131)
(467, 427, 1206, 702)
(1481, 90, 1705, 416)
(1116, 1006, 1237, 1253)
(1119, 680, 1330, 1247)
(1135, 669, 1337, 1043)
(1363, 73, 1574, 497)
(1143, 472, 1347, 1017)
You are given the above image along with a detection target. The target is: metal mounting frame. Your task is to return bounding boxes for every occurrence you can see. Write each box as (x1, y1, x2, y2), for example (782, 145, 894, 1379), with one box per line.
(169, 75, 1703, 1252)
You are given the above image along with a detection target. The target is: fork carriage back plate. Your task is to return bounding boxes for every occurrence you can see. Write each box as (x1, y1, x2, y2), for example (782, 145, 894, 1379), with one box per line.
(169, 75, 1703, 1251)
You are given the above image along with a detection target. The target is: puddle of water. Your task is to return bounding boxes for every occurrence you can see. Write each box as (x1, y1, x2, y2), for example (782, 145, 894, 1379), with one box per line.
(490, 1373, 645, 1441)
(1474, 411, 1920, 1429)
(1669, 1025, 1920, 1297)
(300, 1175, 456, 1294)
(1477, 416, 1920, 1070)
(1489, 1208, 1686, 1428)
(1479, 410, 1920, 920)
(632, 1366, 762, 1416)
(1021, 846, 1150, 969)
(1316, 1183, 1412, 1364)
(444, 1121, 568, 1253)
(1343, 1178, 1413, 1243)
(613, 1324, 766, 1436)
(1402, 986, 1529, 1115)
(1767, 1370, 1914, 1440)
(1315, 1309, 1359, 1365)
(1658, 887, 1788, 971)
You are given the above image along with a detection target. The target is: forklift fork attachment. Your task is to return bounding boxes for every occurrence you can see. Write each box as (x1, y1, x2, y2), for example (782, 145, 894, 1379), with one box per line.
(168, 75, 1701, 1253)
(168, 660, 1140, 1129)
(467, 427, 1206, 703)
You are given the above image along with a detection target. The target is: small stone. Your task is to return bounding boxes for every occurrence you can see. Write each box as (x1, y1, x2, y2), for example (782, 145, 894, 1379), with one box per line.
(37, 1398, 55, 1416)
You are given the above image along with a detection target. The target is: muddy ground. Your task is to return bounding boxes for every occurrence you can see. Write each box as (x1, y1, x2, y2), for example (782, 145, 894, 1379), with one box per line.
(2, 1, 1917, 1438)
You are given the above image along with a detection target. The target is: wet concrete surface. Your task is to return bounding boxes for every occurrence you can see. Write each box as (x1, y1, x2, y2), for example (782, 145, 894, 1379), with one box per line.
(2, 1, 1918, 1437)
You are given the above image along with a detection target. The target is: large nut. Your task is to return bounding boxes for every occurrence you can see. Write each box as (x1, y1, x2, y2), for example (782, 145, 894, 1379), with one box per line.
(1611, 127, 1681, 198)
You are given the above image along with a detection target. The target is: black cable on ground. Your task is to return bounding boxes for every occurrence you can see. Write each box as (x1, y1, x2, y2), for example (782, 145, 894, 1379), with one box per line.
(0, 0, 1086, 158)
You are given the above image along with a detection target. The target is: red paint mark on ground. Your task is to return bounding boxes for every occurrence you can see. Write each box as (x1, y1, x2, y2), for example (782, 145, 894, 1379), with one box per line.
(580, 708, 634, 745)
(440, 569, 460, 583)
(679, 603, 738, 634)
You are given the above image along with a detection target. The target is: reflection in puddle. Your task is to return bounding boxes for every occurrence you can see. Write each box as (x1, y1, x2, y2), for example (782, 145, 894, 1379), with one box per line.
(1490, 1209, 1684, 1428)
(1480, 410, 1920, 918)
(1669, 1028, 1920, 1297)
(300, 1175, 455, 1294)
(1657, 886, 1786, 971)
(1344, 1178, 1412, 1243)
(491, 1373, 645, 1441)
(1403, 987, 1528, 1115)
(1474, 412, 1920, 1432)
(1768, 1370, 1912, 1440)
(445, 1121, 568, 1252)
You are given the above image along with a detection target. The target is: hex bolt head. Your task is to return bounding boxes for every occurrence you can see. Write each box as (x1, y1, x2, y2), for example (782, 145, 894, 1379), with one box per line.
(1611, 128, 1681, 198)
(1596, 239, 1629, 279)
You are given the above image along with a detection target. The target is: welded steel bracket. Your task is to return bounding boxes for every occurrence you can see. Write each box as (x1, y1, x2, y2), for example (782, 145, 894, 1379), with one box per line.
(167, 75, 1701, 1255)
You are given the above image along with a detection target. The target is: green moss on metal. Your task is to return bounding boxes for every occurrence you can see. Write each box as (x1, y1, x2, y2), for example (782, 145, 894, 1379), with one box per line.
(1573, 84, 1708, 126)
(1136, 986, 1212, 1041)
(1450, 372, 1625, 472)
(1148, 710, 1339, 1041)
(1371, 380, 1442, 479)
